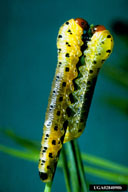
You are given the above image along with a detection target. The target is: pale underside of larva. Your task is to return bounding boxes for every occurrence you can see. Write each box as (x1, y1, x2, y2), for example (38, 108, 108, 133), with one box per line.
(38, 19, 84, 182)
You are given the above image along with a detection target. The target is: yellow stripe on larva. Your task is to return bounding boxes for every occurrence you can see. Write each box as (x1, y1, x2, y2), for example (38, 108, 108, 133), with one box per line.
(38, 19, 84, 182)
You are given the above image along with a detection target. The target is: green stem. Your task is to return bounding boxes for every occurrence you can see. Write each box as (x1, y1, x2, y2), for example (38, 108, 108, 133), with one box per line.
(72, 140, 88, 192)
(66, 142, 80, 192)
(44, 182, 52, 192)
(61, 147, 71, 192)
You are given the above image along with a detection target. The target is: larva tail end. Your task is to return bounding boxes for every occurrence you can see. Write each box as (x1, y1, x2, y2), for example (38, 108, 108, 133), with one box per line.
(39, 171, 51, 183)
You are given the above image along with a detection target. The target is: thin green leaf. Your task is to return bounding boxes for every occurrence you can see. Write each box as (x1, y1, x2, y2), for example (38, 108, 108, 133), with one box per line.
(44, 182, 52, 192)
(82, 153, 128, 175)
(61, 147, 71, 192)
(0, 128, 40, 152)
(84, 165, 128, 184)
(72, 140, 88, 192)
(66, 142, 80, 192)
(0, 144, 38, 162)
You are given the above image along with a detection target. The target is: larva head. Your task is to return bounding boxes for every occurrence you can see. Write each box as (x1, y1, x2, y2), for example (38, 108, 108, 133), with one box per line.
(90, 25, 114, 64)
(75, 18, 89, 30)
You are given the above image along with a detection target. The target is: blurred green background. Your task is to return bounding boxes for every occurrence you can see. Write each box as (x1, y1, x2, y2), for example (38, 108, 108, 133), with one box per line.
(0, 0, 128, 191)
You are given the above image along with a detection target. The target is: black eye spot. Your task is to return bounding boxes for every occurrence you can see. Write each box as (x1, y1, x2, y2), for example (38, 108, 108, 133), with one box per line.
(65, 53, 70, 57)
(65, 67, 69, 72)
(107, 35, 111, 38)
(89, 70, 93, 73)
(59, 96, 63, 101)
(66, 21, 69, 25)
(58, 35, 62, 38)
(54, 125, 58, 131)
(106, 50, 111, 53)
(49, 153, 53, 158)
(68, 29, 71, 32)
(57, 111, 60, 116)
(62, 82, 66, 87)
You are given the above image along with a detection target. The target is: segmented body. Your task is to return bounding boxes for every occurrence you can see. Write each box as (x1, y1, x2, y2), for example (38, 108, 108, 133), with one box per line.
(64, 28, 114, 142)
(38, 19, 114, 182)
(38, 19, 84, 182)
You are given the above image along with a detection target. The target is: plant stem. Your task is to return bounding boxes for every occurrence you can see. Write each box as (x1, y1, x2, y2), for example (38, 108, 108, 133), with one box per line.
(44, 182, 52, 192)
(61, 147, 71, 192)
(72, 140, 88, 192)
(66, 142, 80, 192)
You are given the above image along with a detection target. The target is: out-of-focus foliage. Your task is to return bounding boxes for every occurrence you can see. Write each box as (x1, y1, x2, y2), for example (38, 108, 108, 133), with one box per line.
(0, 128, 128, 185)
(102, 20, 128, 116)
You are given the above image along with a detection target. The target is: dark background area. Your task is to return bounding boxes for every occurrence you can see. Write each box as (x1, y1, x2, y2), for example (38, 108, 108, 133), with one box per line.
(0, 0, 128, 191)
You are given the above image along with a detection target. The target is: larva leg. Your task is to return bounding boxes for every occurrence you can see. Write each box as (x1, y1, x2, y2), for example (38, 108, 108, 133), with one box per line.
(64, 25, 114, 143)
(38, 18, 88, 182)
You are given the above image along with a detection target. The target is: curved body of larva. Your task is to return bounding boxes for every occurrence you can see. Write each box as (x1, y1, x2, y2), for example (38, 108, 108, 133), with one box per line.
(38, 19, 84, 182)
(63, 29, 114, 142)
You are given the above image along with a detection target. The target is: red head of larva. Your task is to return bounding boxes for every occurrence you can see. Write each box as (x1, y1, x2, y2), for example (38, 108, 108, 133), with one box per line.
(92, 25, 106, 34)
(75, 18, 89, 30)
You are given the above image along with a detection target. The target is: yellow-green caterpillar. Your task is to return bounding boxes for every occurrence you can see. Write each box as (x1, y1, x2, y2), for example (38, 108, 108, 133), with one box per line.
(38, 18, 113, 182)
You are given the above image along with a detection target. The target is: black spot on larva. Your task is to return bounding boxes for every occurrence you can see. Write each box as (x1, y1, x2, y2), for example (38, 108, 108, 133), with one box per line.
(57, 111, 60, 116)
(59, 62, 62, 65)
(52, 140, 56, 145)
(47, 165, 51, 169)
(39, 172, 48, 181)
(56, 75, 60, 81)
(58, 48, 61, 53)
(54, 125, 58, 131)
(46, 134, 49, 137)
(65, 53, 70, 57)
(42, 150, 46, 153)
(106, 49, 111, 53)
(44, 147, 47, 150)
(65, 67, 69, 72)
(66, 21, 69, 25)
(58, 141, 60, 144)
(107, 35, 111, 38)
(78, 129, 82, 132)
(70, 32, 72, 35)
(58, 35, 62, 38)
(68, 29, 71, 32)
(66, 107, 74, 117)
(53, 90, 56, 94)
(87, 81, 91, 85)
(102, 59, 105, 63)
(89, 70, 93, 73)
(63, 120, 68, 130)
(93, 61, 97, 64)
(66, 42, 68, 45)
(101, 41, 104, 44)
(60, 135, 65, 143)
(98, 53, 101, 55)
(42, 160, 45, 163)
(80, 119, 84, 123)
(68, 44, 71, 47)
(49, 153, 53, 158)
(59, 96, 63, 101)
(45, 137, 47, 140)
(69, 93, 75, 103)
(62, 82, 66, 87)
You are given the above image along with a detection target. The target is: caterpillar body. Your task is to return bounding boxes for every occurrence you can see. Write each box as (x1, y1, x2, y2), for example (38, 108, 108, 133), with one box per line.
(38, 18, 113, 182)
(38, 18, 88, 182)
